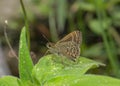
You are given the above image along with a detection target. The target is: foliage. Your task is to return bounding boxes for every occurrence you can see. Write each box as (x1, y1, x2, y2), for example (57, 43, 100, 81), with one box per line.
(0, 0, 120, 85)
(31, 0, 120, 77)
(0, 27, 120, 86)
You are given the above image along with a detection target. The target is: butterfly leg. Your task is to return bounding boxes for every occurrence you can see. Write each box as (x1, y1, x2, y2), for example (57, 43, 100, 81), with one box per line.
(44, 50, 50, 56)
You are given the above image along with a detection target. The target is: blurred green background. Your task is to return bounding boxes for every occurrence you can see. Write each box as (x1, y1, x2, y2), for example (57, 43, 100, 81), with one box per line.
(0, 0, 120, 78)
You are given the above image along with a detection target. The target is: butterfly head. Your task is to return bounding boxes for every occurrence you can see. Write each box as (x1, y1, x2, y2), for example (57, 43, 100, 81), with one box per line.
(46, 42, 55, 48)
(46, 42, 59, 54)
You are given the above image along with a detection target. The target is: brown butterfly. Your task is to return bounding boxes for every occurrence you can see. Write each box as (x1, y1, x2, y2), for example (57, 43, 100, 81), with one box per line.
(46, 31, 82, 61)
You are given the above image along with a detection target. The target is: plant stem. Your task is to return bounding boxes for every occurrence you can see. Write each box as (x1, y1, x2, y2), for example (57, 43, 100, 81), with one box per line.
(49, 11, 58, 42)
(94, 0, 120, 77)
(20, 0, 30, 49)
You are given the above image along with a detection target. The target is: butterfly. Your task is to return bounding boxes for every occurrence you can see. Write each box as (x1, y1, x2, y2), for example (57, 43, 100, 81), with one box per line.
(46, 30, 82, 61)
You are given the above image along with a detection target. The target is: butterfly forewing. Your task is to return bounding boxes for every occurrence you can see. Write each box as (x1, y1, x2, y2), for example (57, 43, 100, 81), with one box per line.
(57, 31, 82, 45)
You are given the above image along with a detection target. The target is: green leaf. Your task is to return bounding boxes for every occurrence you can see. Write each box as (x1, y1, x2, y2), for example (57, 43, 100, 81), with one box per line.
(78, 2, 95, 11)
(0, 76, 20, 86)
(71, 1, 95, 12)
(19, 27, 33, 82)
(32, 55, 104, 84)
(44, 74, 120, 86)
(89, 18, 112, 35)
(82, 43, 106, 57)
(111, 9, 120, 26)
(57, 0, 67, 32)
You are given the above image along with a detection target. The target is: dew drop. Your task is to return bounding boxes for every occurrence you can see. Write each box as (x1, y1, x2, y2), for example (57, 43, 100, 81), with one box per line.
(37, 68, 40, 71)
(79, 61, 83, 64)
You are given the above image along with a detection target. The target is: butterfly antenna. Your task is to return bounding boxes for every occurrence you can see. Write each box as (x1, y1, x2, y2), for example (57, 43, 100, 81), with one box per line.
(42, 34, 50, 42)
(41, 33, 50, 56)
(4, 20, 18, 60)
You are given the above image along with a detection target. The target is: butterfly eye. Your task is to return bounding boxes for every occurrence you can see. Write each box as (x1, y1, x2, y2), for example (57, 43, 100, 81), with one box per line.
(46, 43, 51, 48)
(46, 42, 54, 48)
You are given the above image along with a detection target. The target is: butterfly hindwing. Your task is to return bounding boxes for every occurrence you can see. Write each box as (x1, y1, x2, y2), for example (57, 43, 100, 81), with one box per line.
(55, 41, 80, 60)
